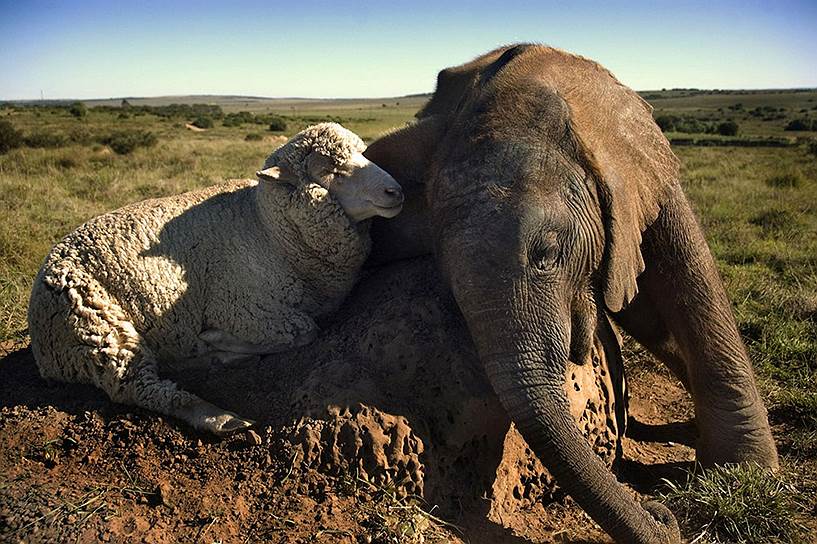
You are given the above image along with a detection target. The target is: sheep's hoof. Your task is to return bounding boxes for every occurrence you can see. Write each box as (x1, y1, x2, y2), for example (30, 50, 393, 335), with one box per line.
(204, 413, 255, 436)
(178, 400, 255, 436)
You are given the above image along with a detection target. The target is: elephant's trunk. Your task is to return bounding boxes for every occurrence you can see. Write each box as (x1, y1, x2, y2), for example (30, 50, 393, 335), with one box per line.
(468, 306, 680, 543)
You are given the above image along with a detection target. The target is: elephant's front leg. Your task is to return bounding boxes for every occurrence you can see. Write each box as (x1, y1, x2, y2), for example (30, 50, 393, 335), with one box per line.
(617, 186, 778, 469)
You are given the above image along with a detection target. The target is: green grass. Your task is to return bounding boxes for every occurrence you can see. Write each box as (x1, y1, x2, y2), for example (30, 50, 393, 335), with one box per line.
(659, 463, 810, 543)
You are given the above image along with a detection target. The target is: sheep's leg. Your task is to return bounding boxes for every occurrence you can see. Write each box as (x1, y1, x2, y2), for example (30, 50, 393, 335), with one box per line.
(169, 351, 261, 374)
(198, 327, 316, 355)
(124, 351, 255, 436)
(30, 267, 253, 436)
(199, 307, 318, 355)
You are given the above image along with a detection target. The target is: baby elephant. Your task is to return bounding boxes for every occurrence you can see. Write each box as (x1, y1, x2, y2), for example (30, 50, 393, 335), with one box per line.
(28, 123, 403, 435)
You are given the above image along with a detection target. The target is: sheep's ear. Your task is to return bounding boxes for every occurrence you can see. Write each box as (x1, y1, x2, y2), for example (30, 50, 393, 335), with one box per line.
(256, 166, 296, 185)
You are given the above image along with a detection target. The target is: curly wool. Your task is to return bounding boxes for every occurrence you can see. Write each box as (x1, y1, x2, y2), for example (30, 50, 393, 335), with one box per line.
(262, 123, 365, 184)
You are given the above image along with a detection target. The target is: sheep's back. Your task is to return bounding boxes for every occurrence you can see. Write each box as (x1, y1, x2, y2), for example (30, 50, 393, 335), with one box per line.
(35, 180, 258, 357)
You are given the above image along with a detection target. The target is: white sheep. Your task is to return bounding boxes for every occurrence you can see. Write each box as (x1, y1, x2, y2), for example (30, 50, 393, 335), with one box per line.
(27, 123, 404, 435)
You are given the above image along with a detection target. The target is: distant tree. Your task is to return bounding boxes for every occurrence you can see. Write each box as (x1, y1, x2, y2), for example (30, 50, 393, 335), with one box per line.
(0, 120, 23, 154)
(716, 121, 739, 136)
(69, 102, 87, 118)
(121, 99, 132, 109)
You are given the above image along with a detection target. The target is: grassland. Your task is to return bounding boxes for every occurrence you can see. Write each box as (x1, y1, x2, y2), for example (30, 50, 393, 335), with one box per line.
(1, 89, 816, 541)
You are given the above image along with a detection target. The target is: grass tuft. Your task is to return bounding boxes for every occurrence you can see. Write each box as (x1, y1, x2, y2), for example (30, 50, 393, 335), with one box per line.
(353, 475, 459, 544)
(765, 171, 803, 188)
(660, 463, 809, 543)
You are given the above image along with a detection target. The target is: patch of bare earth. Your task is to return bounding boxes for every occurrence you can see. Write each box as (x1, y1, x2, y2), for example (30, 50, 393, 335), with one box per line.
(0, 346, 699, 544)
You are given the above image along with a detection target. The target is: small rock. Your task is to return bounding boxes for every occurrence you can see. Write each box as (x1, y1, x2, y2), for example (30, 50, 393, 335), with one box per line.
(245, 430, 262, 446)
(155, 480, 173, 506)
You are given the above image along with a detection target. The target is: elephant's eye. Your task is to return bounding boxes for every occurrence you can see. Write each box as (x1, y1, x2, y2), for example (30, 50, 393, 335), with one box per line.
(529, 233, 560, 270)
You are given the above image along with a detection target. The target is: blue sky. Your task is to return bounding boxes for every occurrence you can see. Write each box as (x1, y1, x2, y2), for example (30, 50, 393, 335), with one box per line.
(1, 0, 815, 100)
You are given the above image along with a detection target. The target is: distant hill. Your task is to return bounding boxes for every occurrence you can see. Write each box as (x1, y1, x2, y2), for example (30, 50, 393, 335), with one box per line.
(2, 94, 433, 114)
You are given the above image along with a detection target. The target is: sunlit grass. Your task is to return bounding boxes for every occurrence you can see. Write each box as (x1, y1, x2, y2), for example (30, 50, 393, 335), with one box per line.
(660, 463, 810, 544)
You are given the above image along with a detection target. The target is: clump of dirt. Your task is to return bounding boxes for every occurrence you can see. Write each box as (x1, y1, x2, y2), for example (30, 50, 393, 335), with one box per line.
(289, 405, 426, 496)
(0, 257, 700, 543)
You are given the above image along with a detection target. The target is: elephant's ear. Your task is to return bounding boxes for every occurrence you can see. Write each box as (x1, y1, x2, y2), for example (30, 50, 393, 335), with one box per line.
(524, 47, 680, 311)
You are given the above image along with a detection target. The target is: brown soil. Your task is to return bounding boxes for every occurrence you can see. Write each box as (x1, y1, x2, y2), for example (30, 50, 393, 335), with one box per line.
(0, 258, 699, 543)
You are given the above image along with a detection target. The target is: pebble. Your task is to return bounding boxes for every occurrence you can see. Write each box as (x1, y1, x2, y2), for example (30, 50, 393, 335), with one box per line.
(156, 481, 173, 506)
(245, 430, 262, 446)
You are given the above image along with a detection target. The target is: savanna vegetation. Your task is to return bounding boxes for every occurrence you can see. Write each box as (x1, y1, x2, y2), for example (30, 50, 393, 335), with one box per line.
(0, 89, 815, 542)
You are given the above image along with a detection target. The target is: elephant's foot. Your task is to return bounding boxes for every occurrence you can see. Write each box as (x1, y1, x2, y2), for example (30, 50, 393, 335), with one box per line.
(695, 407, 779, 470)
(176, 399, 255, 436)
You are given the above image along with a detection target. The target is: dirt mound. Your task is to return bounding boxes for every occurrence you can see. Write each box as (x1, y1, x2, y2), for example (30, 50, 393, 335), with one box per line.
(0, 257, 698, 542)
(167, 258, 625, 513)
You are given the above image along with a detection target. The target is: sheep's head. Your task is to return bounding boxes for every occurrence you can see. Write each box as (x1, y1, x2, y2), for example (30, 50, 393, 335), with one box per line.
(257, 123, 404, 222)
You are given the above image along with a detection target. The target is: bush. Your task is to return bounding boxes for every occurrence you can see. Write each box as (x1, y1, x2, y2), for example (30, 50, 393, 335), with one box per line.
(784, 118, 814, 131)
(654, 114, 714, 134)
(101, 130, 158, 155)
(267, 116, 287, 132)
(807, 140, 817, 157)
(244, 133, 263, 141)
(655, 115, 675, 132)
(716, 121, 739, 136)
(0, 119, 23, 154)
(67, 126, 93, 145)
(24, 131, 67, 148)
(191, 116, 214, 129)
(69, 102, 87, 118)
(223, 111, 256, 127)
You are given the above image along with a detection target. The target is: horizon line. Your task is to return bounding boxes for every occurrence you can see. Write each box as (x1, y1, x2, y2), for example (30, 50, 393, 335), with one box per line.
(3, 86, 817, 104)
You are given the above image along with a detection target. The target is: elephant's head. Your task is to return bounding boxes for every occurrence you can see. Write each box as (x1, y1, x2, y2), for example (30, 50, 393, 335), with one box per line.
(365, 43, 777, 544)
(416, 44, 681, 543)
